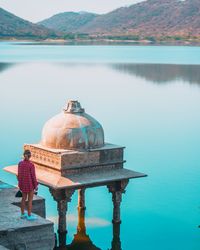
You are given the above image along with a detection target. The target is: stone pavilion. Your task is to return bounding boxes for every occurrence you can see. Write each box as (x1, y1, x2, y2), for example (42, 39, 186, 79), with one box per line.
(4, 100, 147, 246)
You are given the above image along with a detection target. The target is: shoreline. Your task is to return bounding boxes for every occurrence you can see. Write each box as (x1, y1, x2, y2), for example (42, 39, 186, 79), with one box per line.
(1, 38, 200, 46)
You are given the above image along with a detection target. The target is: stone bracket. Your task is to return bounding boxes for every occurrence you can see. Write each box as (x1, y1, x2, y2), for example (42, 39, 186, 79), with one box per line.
(107, 179, 129, 194)
(49, 188, 75, 202)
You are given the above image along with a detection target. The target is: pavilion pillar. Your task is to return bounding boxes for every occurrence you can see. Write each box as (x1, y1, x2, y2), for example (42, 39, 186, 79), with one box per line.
(57, 199, 67, 233)
(107, 180, 129, 224)
(50, 188, 75, 246)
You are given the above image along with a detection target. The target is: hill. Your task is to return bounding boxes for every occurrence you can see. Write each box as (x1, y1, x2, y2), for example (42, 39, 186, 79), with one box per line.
(39, 0, 200, 38)
(1, 0, 200, 42)
(0, 8, 58, 39)
(38, 11, 98, 33)
(81, 0, 200, 37)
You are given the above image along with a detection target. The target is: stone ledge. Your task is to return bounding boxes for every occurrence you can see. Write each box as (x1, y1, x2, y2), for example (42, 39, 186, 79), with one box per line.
(0, 181, 55, 250)
(4, 165, 147, 190)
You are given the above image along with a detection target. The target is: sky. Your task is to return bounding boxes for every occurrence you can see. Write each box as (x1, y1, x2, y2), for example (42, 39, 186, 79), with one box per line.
(0, 0, 143, 23)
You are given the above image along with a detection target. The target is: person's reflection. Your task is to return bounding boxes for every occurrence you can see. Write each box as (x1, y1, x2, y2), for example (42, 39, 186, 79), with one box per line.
(54, 206, 122, 250)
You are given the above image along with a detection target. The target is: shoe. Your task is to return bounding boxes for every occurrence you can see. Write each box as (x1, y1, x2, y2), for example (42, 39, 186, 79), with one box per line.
(26, 214, 37, 221)
(20, 212, 28, 219)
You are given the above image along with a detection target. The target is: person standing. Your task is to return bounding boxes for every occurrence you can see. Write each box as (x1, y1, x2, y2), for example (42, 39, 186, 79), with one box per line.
(18, 149, 38, 220)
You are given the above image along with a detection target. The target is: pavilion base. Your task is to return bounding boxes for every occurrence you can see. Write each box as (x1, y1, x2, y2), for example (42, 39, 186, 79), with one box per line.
(4, 163, 147, 247)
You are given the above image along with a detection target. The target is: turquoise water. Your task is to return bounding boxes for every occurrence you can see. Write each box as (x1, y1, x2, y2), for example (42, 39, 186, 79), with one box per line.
(0, 42, 200, 250)
(1, 42, 200, 64)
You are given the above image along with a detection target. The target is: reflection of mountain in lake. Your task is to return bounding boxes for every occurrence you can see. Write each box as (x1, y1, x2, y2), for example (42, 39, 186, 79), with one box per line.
(2, 62, 200, 87)
(0, 63, 14, 73)
(111, 64, 200, 85)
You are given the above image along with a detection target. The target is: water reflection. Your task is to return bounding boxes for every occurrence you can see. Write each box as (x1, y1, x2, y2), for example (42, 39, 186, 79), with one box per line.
(111, 63, 200, 85)
(0, 63, 14, 73)
(1, 62, 200, 86)
(54, 207, 121, 250)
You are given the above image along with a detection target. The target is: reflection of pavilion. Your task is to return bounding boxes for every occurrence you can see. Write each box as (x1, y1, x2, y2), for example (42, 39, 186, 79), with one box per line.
(55, 191, 121, 250)
(4, 100, 146, 249)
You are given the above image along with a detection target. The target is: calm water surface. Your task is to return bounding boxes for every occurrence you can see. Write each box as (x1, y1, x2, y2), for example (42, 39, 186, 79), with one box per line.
(0, 43, 200, 250)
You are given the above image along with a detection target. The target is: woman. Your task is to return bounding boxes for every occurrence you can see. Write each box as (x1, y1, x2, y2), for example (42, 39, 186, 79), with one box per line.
(18, 149, 38, 220)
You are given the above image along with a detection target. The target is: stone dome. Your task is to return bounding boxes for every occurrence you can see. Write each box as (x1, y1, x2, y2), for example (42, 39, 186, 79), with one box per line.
(40, 100, 104, 150)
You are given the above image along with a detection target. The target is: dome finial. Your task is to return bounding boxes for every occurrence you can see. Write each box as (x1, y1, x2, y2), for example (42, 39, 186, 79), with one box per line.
(64, 100, 85, 113)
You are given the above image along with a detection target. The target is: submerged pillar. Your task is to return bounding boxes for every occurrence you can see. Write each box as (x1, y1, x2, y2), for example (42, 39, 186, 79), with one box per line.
(111, 222, 122, 250)
(107, 180, 129, 223)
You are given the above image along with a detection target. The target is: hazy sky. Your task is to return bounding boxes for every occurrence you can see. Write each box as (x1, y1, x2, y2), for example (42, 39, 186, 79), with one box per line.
(0, 0, 143, 23)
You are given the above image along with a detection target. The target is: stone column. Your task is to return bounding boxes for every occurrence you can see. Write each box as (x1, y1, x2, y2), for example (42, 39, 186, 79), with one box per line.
(57, 199, 67, 233)
(107, 180, 129, 224)
(50, 188, 75, 246)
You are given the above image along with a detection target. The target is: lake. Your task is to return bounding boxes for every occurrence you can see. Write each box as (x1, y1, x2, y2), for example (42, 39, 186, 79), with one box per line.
(0, 42, 200, 250)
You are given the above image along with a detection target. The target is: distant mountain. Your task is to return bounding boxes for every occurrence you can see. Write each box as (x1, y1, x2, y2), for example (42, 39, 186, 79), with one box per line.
(0, 8, 58, 38)
(38, 12, 98, 33)
(78, 0, 200, 36)
(39, 0, 200, 37)
(1, 0, 200, 41)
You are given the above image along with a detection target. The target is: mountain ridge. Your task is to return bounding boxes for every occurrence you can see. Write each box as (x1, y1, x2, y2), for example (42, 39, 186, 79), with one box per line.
(38, 0, 200, 37)
(0, 7, 58, 38)
(38, 11, 98, 33)
(0, 0, 200, 43)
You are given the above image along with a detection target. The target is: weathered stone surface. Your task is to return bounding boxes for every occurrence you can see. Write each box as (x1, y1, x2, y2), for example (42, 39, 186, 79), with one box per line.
(13, 195, 46, 218)
(24, 143, 124, 172)
(0, 181, 54, 250)
(40, 100, 104, 150)
(24, 144, 61, 170)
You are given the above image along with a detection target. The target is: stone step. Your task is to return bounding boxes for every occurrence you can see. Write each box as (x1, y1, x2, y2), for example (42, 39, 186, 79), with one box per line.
(0, 181, 55, 250)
